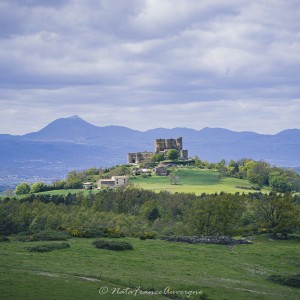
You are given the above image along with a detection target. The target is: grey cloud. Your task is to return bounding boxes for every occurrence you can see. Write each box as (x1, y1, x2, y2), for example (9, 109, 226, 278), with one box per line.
(0, 0, 299, 134)
(11, 0, 70, 8)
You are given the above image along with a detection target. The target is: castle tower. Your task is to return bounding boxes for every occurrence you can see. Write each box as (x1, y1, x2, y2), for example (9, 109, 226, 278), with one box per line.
(176, 137, 182, 150)
(155, 139, 166, 152)
(166, 139, 173, 149)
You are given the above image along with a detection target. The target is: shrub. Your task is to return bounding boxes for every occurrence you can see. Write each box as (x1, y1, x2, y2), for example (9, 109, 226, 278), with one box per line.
(250, 184, 261, 191)
(92, 240, 133, 251)
(139, 232, 155, 240)
(14, 182, 30, 195)
(268, 274, 300, 288)
(15, 233, 30, 242)
(106, 228, 125, 238)
(68, 227, 125, 238)
(27, 242, 70, 252)
(0, 236, 9, 242)
(30, 230, 71, 241)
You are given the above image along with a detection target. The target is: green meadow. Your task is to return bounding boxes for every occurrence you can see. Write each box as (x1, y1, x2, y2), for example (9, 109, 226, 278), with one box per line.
(0, 236, 299, 300)
(2, 169, 271, 200)
(5, 189, 100, 200)
(130, 169, 270, 194)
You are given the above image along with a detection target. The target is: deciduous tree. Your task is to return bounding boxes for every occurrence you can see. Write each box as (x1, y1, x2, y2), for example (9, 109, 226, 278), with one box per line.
(15, 182, 30, 195)
(166, 149, 179, 160)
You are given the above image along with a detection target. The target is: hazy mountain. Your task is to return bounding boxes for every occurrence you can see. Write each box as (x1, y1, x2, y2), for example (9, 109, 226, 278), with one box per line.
(0, 116, 299, 187)
(23, 115, 142, 144)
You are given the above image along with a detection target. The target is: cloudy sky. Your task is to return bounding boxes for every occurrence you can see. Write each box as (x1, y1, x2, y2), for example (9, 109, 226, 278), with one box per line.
(0, 0, 299, 134)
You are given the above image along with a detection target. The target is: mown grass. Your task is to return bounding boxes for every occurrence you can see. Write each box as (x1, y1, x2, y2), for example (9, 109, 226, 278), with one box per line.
(0, 235, 299, 299)
(130, 169, 270, 194)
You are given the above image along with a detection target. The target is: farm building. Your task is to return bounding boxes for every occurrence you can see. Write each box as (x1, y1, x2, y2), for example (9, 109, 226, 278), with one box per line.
(97, 176, 128, 189)
(154, 165, 168, 176)
(82, 182, 94, 190)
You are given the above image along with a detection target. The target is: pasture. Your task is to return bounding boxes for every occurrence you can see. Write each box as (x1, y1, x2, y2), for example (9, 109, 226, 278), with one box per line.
(130, 168, 269, 194)
(0, 236, 299, 299)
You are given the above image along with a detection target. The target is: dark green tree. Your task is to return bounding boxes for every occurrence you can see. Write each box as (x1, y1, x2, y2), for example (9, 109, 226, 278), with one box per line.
(188, 194, 246, 236)
(269, 173, 292, 193)
(246, 161, 270, 187)
(166, 149, 179, 160)
(65, 171, 83, 188)
(252, 193, 300, 234)
(228, 160, 239, 176)
(30, 182, 46, 193)
(151, 153, 164, 162)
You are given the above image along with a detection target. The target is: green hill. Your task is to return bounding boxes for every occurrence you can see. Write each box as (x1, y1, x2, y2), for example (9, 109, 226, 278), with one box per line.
(129, 168, 269, 194)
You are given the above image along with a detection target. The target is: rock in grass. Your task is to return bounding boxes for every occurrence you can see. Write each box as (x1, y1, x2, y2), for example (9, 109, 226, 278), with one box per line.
(161, 236, 251, 245)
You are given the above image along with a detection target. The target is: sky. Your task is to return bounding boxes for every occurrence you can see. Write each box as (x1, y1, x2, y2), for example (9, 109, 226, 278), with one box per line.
(0, 0, 299, 135)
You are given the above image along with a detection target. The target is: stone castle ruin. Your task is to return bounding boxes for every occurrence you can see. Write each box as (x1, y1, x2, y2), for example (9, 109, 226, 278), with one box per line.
(128, 137, 188, 164)
(127, 151, 153, 164)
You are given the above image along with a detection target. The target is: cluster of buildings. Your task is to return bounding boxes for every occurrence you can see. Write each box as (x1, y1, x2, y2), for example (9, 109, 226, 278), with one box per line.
(128, 137, 188, 164)
(84, 137, 188, 190)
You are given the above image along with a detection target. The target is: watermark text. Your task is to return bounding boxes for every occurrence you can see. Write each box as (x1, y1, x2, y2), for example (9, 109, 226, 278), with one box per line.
(98, 286, 202, 298)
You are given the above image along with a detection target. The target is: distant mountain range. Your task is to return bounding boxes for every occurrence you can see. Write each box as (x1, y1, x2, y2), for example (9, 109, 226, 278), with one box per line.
(0, 115, 299, 187)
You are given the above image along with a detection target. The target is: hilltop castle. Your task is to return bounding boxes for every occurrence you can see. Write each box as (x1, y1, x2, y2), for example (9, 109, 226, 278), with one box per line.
(128, 137, 188, 164)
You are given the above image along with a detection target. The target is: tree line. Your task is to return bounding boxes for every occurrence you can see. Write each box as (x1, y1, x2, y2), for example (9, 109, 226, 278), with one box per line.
(194, 157, 300, 192)
(1, 187, 299, 239)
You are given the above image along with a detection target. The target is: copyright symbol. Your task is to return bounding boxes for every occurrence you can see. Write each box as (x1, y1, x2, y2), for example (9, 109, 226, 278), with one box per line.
(99, 286, 109, 295)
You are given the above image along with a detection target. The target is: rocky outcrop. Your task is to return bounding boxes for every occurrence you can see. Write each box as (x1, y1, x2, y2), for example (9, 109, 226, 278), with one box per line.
(161, 236, 252, 245)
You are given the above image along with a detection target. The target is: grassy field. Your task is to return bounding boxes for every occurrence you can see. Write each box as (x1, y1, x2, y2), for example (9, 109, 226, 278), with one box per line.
(0, 236, 299, 299)
(130, 169, 270, 194)
(0, 169, 271, 200)
(35, 189, 100, 196)
(0, 189, 100, 200)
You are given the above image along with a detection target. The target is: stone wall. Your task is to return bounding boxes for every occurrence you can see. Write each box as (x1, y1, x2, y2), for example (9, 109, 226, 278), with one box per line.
(128, 137, 189, 164)
(154, 137, 183, 152)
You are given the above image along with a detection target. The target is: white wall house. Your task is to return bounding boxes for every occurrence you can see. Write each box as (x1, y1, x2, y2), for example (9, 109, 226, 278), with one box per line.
(112, 176, 128, 187)
(97, 176, 128, 189)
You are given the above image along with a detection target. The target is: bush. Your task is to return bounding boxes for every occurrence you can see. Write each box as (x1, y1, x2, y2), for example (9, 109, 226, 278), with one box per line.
(30, 230, 71, 241)
(266, 232, 289, 240)
(139, 232, 155, 240)
(14, 182, 31, 195)
(250, 184, 261, 191)
(268, 274, 300, 288)
(92, 240, 133, 251)
(27, 242, 70, 252)
(68, 227, 125, 238)
(0, 236, 9, 242)
(15, 233, 30, 242)
(30, 182, 46, 193)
